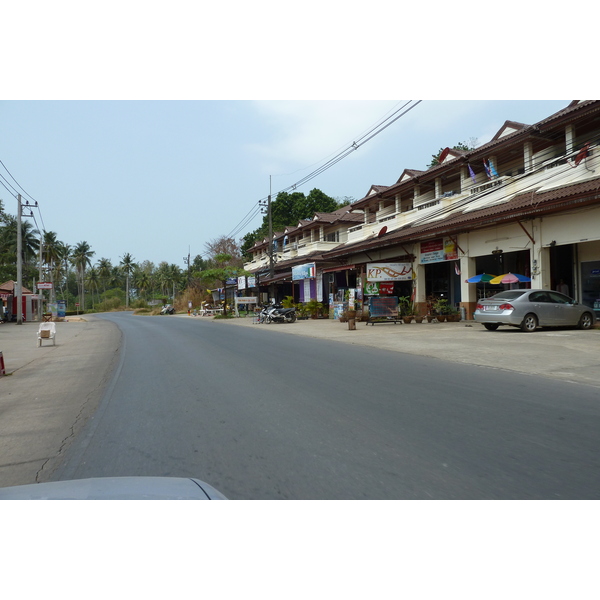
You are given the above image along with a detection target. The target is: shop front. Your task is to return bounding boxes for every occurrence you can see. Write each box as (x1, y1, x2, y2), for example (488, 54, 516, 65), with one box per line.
(420, 237, 462, 311)
(364, 262, 413, 318)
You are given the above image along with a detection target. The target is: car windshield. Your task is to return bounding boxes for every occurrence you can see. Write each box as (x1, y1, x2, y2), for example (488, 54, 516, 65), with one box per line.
(487, 290, 528, 301)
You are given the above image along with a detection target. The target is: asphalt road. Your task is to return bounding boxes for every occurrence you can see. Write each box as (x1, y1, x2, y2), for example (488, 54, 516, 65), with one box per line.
(54, 312, 600, 499)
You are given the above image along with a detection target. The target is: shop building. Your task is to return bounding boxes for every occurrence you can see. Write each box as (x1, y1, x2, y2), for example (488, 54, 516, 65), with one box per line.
(244, 101, 600, 321)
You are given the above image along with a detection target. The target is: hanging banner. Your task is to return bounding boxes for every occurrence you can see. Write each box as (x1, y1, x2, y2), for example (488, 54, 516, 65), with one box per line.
(366, 263, 412, 281)
(420, 237, 458, 264)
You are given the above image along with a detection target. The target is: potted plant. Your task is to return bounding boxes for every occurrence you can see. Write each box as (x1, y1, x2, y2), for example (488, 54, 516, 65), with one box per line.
(304, 298, 324, 319)
(446, 305, 461, 322)
(398, 296, 415, 323)
(281, 296, 295, 309)
(296, 303, 309, 319)
(433, 297, 450, 322)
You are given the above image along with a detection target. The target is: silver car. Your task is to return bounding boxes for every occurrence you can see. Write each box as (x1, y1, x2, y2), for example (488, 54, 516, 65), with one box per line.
(473, 289, 596, 332)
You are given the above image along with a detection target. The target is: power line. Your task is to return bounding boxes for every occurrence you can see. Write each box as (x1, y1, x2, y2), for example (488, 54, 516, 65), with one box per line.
(0, 158, 38, 204)
(226, 100, 422, 239)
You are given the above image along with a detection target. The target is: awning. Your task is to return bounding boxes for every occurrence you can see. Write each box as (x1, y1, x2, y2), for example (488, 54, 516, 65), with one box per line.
(322, 264, 356, 273)
(257, 271, 292, 284)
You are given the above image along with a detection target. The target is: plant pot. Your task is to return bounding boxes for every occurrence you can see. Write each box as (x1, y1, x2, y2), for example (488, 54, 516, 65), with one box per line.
(346, 310, 357, 319)
(402, 316, 413, 324)
(414, 316, 424, 323)
(426, 315, 434, 323)
(436, 315, 447, 322)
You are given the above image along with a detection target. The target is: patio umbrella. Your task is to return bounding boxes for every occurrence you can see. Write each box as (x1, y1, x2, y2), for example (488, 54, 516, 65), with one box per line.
(465, 273, 497, 299)
(465, 273, 497, 283)
(489, 272, 531, 285)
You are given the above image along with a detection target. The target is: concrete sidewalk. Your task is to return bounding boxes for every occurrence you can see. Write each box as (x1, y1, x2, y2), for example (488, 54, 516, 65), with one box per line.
(0, 317, 121, 487)
(202, 313, 600, 389)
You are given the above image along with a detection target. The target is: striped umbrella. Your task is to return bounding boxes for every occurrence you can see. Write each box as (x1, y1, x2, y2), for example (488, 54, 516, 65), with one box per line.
(489, 273, 531, 285)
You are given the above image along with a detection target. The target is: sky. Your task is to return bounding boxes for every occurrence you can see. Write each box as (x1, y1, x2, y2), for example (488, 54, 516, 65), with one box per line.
(0, 99, 570, 269)
(2, 3, 596, 593)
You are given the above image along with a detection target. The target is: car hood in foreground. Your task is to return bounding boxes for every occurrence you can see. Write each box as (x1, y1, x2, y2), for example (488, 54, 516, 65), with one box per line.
(0, 477, 227, 500)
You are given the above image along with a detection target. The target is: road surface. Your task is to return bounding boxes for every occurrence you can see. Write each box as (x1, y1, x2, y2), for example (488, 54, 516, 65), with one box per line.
(55, 312, 600, 499)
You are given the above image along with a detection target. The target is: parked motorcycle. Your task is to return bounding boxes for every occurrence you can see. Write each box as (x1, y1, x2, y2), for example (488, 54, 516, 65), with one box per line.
(160, 304, 175, 315)
(258, 302, 296, 324)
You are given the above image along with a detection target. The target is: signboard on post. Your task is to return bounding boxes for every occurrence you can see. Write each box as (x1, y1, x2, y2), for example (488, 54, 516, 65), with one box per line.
(37, 282, 53, 290)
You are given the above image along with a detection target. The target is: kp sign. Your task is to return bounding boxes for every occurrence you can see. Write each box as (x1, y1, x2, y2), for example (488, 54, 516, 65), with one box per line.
(366, 263, 413, 282)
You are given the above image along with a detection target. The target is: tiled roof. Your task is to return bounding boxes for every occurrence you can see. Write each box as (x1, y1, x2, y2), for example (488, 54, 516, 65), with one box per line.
(0, 280, 33, 293)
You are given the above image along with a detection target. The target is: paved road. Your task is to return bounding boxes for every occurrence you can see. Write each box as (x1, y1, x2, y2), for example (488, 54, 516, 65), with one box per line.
(49, 312, 600, 499)
(2, 313, 599, 497)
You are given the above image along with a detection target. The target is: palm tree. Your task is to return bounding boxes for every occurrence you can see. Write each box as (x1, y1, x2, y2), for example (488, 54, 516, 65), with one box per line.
(133, 267, 151, 302)
(42, 231, 61, 301)
(71, 241, 95, 311)
(120, 252, 135, 307)
(55, 242, 71, 302)
(86, 266, 100, 308)
(0, 215, 40, 269)
(168, 263, 182, 301)
(97, 258, 113, 294)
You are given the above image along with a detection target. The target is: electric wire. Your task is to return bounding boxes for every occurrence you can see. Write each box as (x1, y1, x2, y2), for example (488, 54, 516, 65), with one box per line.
(226, 100, 423, 240)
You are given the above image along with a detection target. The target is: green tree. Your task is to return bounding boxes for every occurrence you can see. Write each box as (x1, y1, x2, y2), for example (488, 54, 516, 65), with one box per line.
(199, 253, 248, 317)
(241, 188, 343, 259)
(71, 241, 95, 311)
(428, 138, 477, 168)
(120, 252, 135, 307)
(97, 258, 113, 293)
(86, 266, 100, 308)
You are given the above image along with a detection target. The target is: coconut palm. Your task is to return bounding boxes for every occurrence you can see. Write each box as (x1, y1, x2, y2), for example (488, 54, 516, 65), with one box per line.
(97, 258, 113, 293)
(86, 266, 100, 308)
(133, 267, 151, 302)
(54, 242, 72, 301)
(42, 231, 62, 300)
(120, 252, 135, 307)
(71, 241, 95, 311)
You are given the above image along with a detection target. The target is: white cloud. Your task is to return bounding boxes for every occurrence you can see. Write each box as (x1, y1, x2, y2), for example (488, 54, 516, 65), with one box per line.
(247, 100, 404, 174)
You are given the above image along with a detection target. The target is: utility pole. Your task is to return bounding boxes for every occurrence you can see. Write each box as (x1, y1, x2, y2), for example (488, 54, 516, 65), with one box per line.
(268, 176, 275, 301)
(16, 195, 38, 324)
(183, 247, 191, 287)
(38, 233, 44, 322)
(16, 195, 23, 325)
(268, 176, 274, 278)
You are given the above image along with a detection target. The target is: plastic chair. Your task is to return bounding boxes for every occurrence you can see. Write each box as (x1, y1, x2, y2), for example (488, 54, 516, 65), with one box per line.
(37, 322, 56, 347)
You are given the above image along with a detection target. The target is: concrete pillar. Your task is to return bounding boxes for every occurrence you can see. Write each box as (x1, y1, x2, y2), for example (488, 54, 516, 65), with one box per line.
(524, 142, 533, 172)
(414, 262, 427, 315)
(435, 177, 442, 198)
(566, 125, 575, 155)
(460, 255, 478, 319)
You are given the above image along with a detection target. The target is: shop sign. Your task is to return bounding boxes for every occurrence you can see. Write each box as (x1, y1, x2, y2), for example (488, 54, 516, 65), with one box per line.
(292, 262, 316, 280)
(365, 282, 394, 295)
(37, 282, 53, 289)
(420, 237, 458, 264)
(366, 263, 412, 281)
(237, 276, 247, 289)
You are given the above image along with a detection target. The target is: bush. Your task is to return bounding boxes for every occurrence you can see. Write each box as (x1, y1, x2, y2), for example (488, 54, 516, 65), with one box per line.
(95, 297, 123, 312)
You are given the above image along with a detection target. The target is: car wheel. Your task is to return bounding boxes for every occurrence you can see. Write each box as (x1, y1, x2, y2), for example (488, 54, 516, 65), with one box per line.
(578, 312, 593, 330)
(520, 313, 538, 332)
(483, 323, 500, 331)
